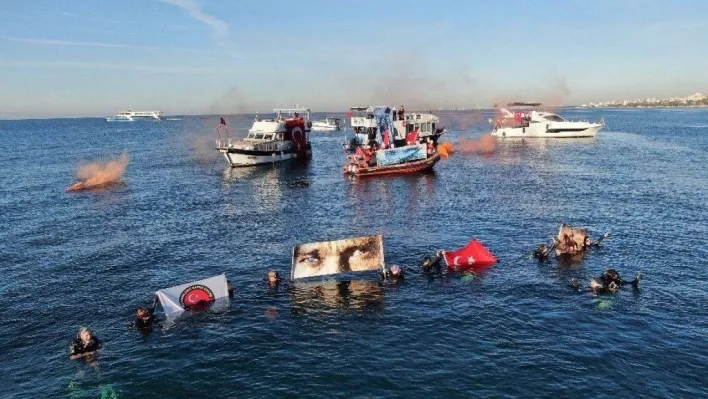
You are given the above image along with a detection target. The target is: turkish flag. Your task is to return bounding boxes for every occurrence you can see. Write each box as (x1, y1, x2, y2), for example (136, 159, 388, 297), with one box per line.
(442, 240, 497, 271)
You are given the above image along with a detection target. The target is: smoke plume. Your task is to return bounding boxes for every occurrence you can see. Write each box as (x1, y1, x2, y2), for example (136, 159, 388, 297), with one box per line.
(457, 135, 497, 154)
(66, 153, 129, 192)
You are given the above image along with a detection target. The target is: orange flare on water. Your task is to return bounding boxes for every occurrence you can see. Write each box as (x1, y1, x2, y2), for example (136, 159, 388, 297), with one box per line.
(66, 153, 129, 192)
(437, 142, 454, 158)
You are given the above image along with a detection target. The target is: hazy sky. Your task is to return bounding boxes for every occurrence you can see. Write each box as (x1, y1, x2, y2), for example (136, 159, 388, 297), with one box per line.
(1, 0, 707, 118)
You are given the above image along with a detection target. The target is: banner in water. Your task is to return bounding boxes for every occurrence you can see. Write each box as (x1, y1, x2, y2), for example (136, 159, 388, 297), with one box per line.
(375, 144, 426, 166)
(291, 235, 385, 279)
(555, 224, 587, 255)
(155, 274, 229, 314)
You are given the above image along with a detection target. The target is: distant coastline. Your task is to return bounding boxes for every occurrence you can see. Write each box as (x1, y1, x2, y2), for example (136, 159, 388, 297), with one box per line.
(582, 92, 708, 108)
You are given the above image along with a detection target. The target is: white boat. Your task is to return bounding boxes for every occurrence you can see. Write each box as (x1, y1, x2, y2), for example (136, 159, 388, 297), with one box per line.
(215, 108, 312, 167)
(311, 117, 341, 131)
(105, 110, 163, 122)
(345, 106, 445, 150)
(491, 106, 603, 138)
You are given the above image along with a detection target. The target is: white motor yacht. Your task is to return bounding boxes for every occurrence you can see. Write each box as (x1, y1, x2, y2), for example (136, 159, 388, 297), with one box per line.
(311, 116, 341, 131)
(491, 106, 603, 138)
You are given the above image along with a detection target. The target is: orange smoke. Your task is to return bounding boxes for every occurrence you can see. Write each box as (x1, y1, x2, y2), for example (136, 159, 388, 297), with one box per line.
(66, 153, 129, 192)
(437, 142, 454, 158)
(458, 135, 497, 154)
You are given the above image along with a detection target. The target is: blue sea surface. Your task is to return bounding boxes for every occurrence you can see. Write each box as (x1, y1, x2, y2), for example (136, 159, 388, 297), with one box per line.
(1, 109, 707, 398)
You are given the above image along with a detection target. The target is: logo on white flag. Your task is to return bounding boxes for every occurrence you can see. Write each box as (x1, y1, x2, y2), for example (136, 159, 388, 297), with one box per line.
(179, 284, 215, 308)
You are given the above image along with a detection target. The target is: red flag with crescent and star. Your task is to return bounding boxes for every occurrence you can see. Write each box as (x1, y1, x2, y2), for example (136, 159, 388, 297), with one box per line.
(442, 240, 497, 272)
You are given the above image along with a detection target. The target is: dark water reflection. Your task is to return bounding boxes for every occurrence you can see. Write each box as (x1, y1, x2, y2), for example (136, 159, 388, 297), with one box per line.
(1, 109, 707, 397)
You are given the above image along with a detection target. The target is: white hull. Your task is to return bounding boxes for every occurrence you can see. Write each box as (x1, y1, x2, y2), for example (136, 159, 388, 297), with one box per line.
(492, 124, 602, 138)
(221, 151, 301, 167)
(311, 124, 339, 131)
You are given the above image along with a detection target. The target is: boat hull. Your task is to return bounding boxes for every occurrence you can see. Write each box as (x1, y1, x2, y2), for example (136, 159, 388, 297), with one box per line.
(219, 147, 311, 167)
(311, 125, 340, 132)
(344, 153, 441, 177)
(492, 124, 603, 138)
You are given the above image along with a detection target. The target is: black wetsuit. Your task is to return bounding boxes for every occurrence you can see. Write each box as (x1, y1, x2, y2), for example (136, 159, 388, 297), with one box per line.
(421, 255, 443, 275)
(69, 336, 102, 357)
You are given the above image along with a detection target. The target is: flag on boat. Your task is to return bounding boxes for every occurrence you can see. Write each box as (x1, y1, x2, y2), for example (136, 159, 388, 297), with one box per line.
(442, 240, 497, 271)
(219, 117, 226, 126)
(155, 274, 229, 314)
(291, 235, 385, 279)
(375, 144, 427, 166)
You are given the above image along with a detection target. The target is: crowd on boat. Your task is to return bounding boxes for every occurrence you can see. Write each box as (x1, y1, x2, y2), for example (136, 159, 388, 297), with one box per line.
(68, 223, 640, 361)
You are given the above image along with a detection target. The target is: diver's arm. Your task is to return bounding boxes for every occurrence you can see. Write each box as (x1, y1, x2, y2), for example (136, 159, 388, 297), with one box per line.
(149, 295, 159, 313)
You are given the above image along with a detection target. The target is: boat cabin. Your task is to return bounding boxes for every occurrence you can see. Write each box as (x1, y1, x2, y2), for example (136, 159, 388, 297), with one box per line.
(249, 108, 311, 136)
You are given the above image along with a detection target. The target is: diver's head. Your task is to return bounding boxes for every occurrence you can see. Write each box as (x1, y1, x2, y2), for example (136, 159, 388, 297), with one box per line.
(267, 270, 280, 284)
(539, 243, 547, 251)
(389, 265, 403, 277)
(605, 269, 619, 279)
(136, 307, 149, 319)
(79, 328, 93, 343)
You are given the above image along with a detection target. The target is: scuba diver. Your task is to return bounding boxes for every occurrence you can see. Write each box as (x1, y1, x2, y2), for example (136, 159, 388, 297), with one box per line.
(421, 252, 443, 275)
(571, 268, 642, 294)
(266, 270, 282, 287)
(531, 243, 554, 261)
(69, 328, 102, 359)
(129, 296, 159, 332)
(381, 265, 405, 283)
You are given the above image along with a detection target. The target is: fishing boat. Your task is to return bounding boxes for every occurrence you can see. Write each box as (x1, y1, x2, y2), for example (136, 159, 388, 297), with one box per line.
(105, 110, 163, 122)
(311, 116, 341, 131)
(215, 108, 312, 167)
(491, 104, 603, 138)
(343, 106, 444, 177)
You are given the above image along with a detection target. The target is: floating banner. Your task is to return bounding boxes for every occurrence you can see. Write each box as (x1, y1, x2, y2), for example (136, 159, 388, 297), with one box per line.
(555, 224, 587, 255)
(291, 235, 385, 279)
(442, 240, 497, 271)
(375, 144, 426, 166)
(155, 274, 229, 314)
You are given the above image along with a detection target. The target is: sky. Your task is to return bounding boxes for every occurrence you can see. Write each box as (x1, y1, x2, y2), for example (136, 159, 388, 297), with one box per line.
(0, 0, 707, 118)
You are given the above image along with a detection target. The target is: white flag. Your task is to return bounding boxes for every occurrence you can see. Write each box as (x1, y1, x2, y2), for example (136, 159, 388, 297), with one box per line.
(155, 274, 229, 314)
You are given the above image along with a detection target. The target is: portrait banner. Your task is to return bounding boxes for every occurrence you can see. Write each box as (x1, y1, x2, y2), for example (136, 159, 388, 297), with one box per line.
(291, 235, 385, 279)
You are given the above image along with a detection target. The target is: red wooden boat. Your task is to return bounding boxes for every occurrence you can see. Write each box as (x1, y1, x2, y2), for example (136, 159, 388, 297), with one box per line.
(343, 152, 441, 177)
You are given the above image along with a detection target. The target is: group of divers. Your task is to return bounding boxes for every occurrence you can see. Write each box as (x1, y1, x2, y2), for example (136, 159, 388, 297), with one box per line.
(69, 224, 642, 361)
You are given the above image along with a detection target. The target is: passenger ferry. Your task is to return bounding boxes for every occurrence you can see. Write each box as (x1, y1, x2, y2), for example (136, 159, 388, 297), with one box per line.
(491, 104, 604, 138)
(105, 110, 163, 122)
(215, 108, 312, 167)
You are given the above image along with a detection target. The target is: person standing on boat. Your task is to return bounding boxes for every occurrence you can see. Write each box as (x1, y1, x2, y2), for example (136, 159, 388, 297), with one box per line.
(392, 106, 397, 121)
(398, 105, 405, 121)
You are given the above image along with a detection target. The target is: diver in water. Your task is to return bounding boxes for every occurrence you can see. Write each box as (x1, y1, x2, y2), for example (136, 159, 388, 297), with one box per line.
(571, 268, 642, 293)
(382, 265, 405, 283)
(129, 296, 159, 332)
(421, 252, 443, 275)
(227, 280, 235, 298)
(69, 328, 102, 359)
(266, 270, 282, 287)
(532, 243, 553, 261)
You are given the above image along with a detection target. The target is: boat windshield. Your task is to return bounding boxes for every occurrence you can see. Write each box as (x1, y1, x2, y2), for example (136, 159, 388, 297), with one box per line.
(544, 114, 565, 122)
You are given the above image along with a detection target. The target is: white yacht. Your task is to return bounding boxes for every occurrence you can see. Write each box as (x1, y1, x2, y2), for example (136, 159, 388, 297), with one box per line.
(346, 106, 445, 149)
(311, 116, 341, 131)
(491, 107, 604, 138)
(215, 108, 312, 167)
(105, 110, 163, 122)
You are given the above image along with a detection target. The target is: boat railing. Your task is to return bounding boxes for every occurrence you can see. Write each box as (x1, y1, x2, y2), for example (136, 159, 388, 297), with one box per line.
(215, 138, 284, 153)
